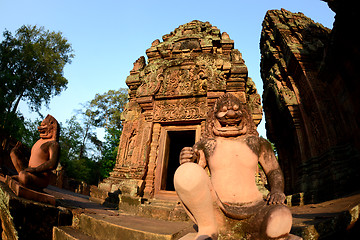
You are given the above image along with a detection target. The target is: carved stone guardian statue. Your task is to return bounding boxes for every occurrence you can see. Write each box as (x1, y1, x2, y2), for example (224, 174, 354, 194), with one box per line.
(10, 114, 60, 191)
(174, 94, 300, 240)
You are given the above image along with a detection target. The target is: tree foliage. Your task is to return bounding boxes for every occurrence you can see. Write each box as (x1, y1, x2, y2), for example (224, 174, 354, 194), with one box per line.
(83, 88, 128, 180)
(98, 127, 121, 179)
(59, 89, 128, 184)
(85, 88, 128, 131)
(59, 116, 101, 185)
(0, 25, 74, 133)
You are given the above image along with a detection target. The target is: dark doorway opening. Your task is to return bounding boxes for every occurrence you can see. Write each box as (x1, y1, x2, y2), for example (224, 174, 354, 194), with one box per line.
(161, 130, 196, 191)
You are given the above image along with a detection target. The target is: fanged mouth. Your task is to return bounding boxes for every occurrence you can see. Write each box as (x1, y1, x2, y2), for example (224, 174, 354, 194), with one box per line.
(213, 115, 247, 137)
(38, 126, 47, 135)
(219, 119, 242, 128)
(216, 119, 245, 131)
(39, 131, 47, 136)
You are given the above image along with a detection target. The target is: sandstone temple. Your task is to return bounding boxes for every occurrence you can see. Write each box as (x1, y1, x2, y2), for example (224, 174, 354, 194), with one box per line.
(91, 20, 263, 206)
(1, 1, 360, 239)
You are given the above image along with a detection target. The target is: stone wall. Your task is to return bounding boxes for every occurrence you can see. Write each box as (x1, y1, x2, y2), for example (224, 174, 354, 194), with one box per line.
(260, 3, 360, 202)
(0, 182, 72, 240)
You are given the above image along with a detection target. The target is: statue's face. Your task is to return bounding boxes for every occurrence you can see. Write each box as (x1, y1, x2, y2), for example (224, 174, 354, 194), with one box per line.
(38, 115, 58, 140)
(216, 103, 242, 127)
(213, 94, 248, 137)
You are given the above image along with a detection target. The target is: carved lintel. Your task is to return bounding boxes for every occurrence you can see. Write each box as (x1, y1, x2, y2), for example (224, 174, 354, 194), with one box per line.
(154, 98, 207, 122)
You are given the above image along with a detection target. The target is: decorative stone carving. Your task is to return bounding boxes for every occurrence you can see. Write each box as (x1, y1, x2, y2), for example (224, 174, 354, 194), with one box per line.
(154, 98, 208, 122)
(174, 94, 300, 240)
(130, 56, 146, 74)
(9, 115, 60, 192)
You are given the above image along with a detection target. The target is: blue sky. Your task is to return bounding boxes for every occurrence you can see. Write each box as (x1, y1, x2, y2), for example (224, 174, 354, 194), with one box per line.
(0, 0, 335, 138)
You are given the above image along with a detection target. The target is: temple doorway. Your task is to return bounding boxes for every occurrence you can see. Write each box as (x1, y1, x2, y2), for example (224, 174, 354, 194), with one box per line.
(162, 130, 196, 191)
(155, 125, 201, 197)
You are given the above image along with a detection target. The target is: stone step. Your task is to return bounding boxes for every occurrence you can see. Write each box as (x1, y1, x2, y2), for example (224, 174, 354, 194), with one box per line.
(77, 213, 194, 240)
(140, 203, 189, 222)
(117, 196, 189, 222)
(53, 226, 97, 240)
(146, 198, 182, 208)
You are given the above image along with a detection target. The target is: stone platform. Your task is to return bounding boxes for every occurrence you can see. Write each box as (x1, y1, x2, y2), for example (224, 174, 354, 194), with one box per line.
(1, 181, 358, 239)
(47, 185, 360, 240)
(290, 193, 360, 239)
(5, 175, 56, 205)
(53, 212, 193, 240)
(0, 181, 72, 240)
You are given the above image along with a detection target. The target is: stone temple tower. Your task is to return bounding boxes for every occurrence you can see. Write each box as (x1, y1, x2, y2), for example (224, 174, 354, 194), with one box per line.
(91, 20, 262, 205)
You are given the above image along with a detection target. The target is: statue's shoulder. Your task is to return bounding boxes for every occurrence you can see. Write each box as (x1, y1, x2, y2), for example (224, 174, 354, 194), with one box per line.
(194, 138, 217, 158)
(194, 138, 216, 149)
(243, 135, 263, 157)
(40, 140, 59, 151)
(244, 135, 273, 157)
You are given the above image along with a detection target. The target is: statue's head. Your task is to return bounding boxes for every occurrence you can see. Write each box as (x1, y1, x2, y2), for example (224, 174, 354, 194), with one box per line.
(212, 93, 258, 137)
(38, 115, 60, 141)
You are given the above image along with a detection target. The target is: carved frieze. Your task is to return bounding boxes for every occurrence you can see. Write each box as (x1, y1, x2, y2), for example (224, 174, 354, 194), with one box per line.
(136, 68, 161, 97)
(154, 98, 207, 122)
(136, 60, 229, 99)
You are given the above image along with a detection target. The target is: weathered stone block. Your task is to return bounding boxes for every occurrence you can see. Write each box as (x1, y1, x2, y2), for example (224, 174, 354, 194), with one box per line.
(0, 182, 72, 240)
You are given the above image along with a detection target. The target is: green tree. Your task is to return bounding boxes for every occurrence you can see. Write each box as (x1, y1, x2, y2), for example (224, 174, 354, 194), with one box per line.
(0, 25, 74, 133)
(84, 88, 128, 179)
(98, 127, 121, 179)
(58, 89, 128, 185)
(85, 88, 128, 131)
(59, 116, 101, 185)
(19, 118, 42, 148)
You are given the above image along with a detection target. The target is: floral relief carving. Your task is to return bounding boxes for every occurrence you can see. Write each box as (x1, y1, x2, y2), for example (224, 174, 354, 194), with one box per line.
(154, 99, 207, 122)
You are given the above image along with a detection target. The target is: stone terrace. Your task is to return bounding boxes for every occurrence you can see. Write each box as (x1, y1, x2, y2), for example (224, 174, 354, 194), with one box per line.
(2, 182, 358, 240)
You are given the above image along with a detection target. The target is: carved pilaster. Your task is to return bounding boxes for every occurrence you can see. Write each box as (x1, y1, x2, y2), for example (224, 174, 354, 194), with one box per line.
(143, 123, 161, 198)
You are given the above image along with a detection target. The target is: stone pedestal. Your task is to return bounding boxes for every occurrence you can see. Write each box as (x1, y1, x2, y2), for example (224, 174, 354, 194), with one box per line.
(6, 176, 56, 205)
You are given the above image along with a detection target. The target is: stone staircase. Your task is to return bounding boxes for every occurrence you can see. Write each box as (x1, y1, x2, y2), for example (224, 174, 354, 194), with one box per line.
(53, 212, 194, 240)
(45, 185, 194, 240)
(47, 185, 360, 240)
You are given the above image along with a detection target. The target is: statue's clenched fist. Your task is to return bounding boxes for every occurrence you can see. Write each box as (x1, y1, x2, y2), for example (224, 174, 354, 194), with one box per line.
(179, 147, 199, 165)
